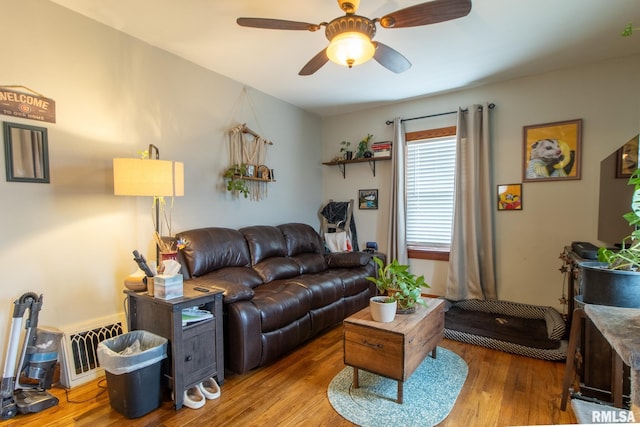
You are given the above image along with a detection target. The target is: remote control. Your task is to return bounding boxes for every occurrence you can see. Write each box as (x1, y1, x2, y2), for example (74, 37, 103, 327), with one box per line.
(193, 287, 210, 292)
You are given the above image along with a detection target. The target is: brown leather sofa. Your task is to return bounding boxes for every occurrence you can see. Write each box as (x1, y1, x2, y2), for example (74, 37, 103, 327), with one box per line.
(175, 223, 378, 374)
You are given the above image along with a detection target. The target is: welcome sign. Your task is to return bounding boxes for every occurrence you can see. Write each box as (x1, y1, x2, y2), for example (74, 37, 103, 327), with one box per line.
(0, 87, 56, 123)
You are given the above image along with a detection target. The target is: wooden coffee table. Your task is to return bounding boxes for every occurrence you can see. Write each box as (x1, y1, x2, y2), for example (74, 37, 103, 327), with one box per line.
(343, 298, 444, 403)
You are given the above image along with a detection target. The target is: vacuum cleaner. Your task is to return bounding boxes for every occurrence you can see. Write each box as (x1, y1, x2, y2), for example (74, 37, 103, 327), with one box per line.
(1, 292, 63, 420)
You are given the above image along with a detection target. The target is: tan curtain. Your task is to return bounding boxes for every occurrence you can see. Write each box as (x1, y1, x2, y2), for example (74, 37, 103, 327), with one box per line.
(446, 104, 497, 300)
(387, 118, 408, 264)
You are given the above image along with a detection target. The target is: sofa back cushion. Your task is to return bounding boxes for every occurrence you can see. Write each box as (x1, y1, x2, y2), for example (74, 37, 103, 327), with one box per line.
(177, 227, 251, 277)
(278, 223, 327, 274)
(241, 225, 301, 282)
(240, 225, 288, 264)
(278, 223, 324, 256)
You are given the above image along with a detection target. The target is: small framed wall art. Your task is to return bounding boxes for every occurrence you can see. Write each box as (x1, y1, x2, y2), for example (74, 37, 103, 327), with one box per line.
(358, 189, 378, 210)
(497, 183, 522, 211)
(3, 121, 50, 183)
(616, 134, 639, 178)
(522, 119, 582, 182)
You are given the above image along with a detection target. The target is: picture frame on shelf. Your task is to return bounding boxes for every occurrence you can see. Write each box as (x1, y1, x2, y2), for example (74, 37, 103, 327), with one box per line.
(616, 134, 639, 178)
(358, 189, 378, 210)
(497, 183, 522, 211)
(257, 165, 271, 180)
(244, 164, 256, 177)
(522, 119, 582, 182)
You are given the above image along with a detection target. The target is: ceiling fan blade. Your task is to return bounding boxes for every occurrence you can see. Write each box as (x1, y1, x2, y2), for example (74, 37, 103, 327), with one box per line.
(299, 49, 329, 76)
(237, 17, 320, 31)
(373, 42, 411, 73)
(379, 0, 472, 29)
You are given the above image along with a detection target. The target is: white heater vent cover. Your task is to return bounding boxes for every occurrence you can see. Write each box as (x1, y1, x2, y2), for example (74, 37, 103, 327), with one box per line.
(59, 313, 127, 389)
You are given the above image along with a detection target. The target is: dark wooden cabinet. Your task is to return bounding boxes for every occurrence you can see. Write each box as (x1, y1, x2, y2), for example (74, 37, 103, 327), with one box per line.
(563, 247, 630, 404)
(125, 285, 224, 410)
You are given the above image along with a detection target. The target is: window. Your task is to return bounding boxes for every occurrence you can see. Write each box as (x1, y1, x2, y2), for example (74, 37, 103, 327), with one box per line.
(406, 127, 456, 260)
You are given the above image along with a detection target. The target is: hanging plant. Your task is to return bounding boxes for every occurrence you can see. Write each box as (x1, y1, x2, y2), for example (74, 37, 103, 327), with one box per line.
(224, 164, 249, 198)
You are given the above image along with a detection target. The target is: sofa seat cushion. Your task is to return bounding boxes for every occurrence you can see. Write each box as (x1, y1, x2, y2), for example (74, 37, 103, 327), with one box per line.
(251, 281, 312, 332)
(199, 266, 264, 288)
(178, 227, 251, 277)
(290, 253, 327, 274)
(286, 274, 344, 309)
(253, 257, 301, 282)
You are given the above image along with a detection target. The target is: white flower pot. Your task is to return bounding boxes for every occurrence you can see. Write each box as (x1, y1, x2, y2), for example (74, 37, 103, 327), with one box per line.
(369, 296, 397, 322)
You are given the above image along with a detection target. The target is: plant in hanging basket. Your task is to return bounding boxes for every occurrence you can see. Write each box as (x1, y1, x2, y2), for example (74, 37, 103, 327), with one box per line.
(598, 169, 640, 270)
(223, 163, 249, 198)
(366, 257, 429, 313)
(577, 168, 640, 308)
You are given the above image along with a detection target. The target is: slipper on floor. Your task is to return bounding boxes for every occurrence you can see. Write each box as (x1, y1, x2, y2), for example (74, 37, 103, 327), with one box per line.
(183, 385, 206, 409)
(198, 377, 221, 400)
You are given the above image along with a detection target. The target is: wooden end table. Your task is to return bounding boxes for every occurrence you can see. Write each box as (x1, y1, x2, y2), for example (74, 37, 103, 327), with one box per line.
(125, 285, 224, 410)
(343, 298, 444, 403)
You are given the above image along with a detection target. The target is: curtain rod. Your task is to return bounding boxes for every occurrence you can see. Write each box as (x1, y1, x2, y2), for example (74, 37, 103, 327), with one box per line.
(385, 103, 495, 125)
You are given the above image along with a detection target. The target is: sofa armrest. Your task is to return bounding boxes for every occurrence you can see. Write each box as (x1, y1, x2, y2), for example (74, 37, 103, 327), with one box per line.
(325, 252, 372, 268)
(188, 277, 254, 304)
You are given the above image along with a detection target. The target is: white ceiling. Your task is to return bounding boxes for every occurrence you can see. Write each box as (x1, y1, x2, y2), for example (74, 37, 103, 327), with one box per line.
(50, 0, 640, 117)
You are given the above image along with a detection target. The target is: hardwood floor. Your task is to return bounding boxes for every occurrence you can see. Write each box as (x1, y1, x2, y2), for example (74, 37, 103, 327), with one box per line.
(1, 326, 577, 427)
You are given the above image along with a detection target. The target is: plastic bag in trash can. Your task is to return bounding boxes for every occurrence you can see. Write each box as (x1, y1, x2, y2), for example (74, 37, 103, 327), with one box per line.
(97, 330, 167, 375)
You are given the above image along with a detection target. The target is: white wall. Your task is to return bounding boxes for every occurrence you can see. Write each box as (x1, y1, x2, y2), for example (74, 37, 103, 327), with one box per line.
(0, 1, 322, 359)
(323, 54, 640, 314)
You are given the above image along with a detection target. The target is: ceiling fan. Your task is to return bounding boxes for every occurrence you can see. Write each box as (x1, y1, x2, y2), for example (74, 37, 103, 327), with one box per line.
(237, 0, 472, 76)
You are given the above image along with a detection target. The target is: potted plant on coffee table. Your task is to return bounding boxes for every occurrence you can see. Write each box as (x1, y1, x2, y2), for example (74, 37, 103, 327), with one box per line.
(367, 257, 429, 316)
(583, 169, 640, 308)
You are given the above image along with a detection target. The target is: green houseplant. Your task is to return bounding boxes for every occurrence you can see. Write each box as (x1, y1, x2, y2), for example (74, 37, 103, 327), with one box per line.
(597, 169, 640, 270)
(340, 140, 352, 160)
(579, 168, 640, 308)
(223, 163, 249, 198)
(355, 133, 373, 158)
(367, 257, 429, 313)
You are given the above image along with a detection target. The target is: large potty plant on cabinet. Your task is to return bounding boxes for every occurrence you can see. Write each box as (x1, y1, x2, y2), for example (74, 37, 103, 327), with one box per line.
(367, 257, 429, 313)
(598, 169, 640, 270)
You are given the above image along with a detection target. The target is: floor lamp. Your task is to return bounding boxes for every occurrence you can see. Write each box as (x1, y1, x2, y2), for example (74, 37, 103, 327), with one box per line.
(113, 144, 184, 262)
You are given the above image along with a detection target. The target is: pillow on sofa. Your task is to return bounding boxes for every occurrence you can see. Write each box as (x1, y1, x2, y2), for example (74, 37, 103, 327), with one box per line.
(253, 257, 301, 283)
(326, 252, 371, 268)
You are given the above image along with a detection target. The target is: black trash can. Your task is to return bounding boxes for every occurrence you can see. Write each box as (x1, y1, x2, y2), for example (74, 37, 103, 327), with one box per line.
(97, 330, 167, 418)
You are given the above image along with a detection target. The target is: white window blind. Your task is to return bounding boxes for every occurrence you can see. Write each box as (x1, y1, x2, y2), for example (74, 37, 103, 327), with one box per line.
(406, 136, 456, 249)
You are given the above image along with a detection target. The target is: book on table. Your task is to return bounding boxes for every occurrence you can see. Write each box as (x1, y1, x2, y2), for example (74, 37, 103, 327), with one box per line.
(182, 307, 213, 326)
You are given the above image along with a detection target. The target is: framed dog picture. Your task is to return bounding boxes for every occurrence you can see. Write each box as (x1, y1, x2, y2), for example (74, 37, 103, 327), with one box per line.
(497, 183, 522, 211)
(522, 119, 582, 182)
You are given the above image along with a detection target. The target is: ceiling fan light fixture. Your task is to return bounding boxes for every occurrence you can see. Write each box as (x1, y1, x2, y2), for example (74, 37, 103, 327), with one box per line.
(326, 31, 375, 68)
(325, 15, 376, 68)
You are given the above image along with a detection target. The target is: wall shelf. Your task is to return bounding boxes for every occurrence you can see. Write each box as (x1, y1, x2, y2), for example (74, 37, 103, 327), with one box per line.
(235, 175, 276, 183)
(322, 156, 391, 179)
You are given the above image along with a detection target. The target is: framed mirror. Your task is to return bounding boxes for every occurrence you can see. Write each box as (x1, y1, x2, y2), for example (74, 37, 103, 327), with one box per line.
(3, 121, 49, 183)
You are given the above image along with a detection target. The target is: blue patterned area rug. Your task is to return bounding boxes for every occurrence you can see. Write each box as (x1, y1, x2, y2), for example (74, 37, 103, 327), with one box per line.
(327, 347, 467, 427)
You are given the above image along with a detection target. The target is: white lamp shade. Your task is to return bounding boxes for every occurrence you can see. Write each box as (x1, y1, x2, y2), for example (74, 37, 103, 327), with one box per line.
(113, 158, 184, 197)
(326, 31, 375, 67)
